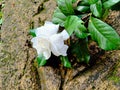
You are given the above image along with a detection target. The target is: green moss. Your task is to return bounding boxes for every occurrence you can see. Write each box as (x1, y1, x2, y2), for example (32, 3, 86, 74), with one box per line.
(108, 76, 120, 83)
(33, 58, 39, 68)
(13, 26, 17, 30)
(108, 61, 120, 84)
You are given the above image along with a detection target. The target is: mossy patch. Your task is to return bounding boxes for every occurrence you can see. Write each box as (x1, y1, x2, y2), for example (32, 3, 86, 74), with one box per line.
(107, 60, 120, 84)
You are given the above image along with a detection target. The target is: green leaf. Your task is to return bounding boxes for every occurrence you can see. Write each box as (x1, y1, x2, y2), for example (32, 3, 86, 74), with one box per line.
(71, 39, 90, 63)
(102, 9, 109, 20)
(90, 0, 102, 18)
(37, 55, 47, 67)
(80, 0, 90, 6)
(60, 56, 71, 68)
(52, 8, 66, 27)
(75, 28, 89, 39)
(101, 0, 107, 3)
(77, 6, 90, 13)
(57, 0, 74, 15)
(72, 0, 77, 3)
(103, 0, 120, 9)
(88, 17, 120, 50)
(77, 13, 89, 19)
(65, 15, 87, 38)
(88, 0, 98, 4)
(111, 2, 120, 11)
(29, 29, 36, 37)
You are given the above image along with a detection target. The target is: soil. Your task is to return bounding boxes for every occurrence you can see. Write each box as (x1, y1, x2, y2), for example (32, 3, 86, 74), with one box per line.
(0, 0, 120, 90)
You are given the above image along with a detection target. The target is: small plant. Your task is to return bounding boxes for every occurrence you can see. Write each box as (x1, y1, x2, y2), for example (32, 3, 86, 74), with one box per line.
(30, 0, 120, 68)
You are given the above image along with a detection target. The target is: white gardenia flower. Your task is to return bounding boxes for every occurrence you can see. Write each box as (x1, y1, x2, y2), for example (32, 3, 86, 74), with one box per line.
(31, 21, 69, 60)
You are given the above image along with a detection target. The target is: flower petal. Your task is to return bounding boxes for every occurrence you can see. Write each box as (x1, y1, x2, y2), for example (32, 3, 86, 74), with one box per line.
(31, 37, 51, 59)
(50, 31, 69, 56)
(44, 21, 59, 31)
(35, 21, 59, 37)
(44, 21, 59, 35)
(35, 26, 47, 37)
(43, 51, 51, 60)
(31, 37, 43, 55)
(31, 21, 69, 59)
(60, 30, 70, 40)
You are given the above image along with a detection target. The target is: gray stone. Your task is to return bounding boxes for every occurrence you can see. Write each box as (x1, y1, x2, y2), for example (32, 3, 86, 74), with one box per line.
(0, 0, 120, 90)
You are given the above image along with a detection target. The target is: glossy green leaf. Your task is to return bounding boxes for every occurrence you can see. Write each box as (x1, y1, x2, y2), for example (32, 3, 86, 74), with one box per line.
(57, 0, 74, 15)
(88, 17, 120, 50)
(77, 13, 89, 19)
(71, 39, 90, 63)
(88, 0, 98, 4)
(64, 15, 87, 38)
(72, 0, 77, 3)
(102, 9, 109, 20)
(80, 0, 90, 6)
(29, 29, 36, 37)
(111, 2, 120, 11)
(75, 30, 89, 39)
(37, 55, 47, 67)
(103, 0, 120, 9)
(101, 0, 107, 3)
(77, 6, 90, 13)
(90, 0, 102, 18)
(52, 8, 66, 27)
(60, 56, 71, 68)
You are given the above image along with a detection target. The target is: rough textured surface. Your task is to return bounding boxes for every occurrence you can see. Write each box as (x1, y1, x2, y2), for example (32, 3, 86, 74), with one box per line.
(1, 0, 57, 90)
(63, 51, 120, 90)
(0, 0, 120, 90)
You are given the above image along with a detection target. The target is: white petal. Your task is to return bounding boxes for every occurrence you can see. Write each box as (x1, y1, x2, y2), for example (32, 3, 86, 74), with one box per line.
(60, 30, 70, 40)
(44, 21, 59, 31)
(50, 33, 68, 56)
(50, 43, 61, 56)
(44, 21, 59, 35)
(31, 37, 40, 50)
(35, 21, 59, 37)
(44, 21, 54, 25)
(31, 37, 51, 59)
(43, 51, 51, 60)
(58, 45, 68, 56)
(31, 37, 43, 55)
(35, 26, 51, 38)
